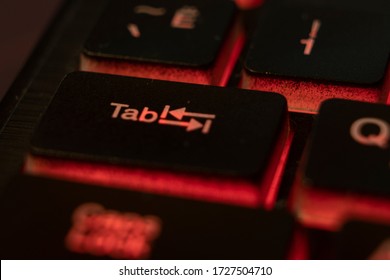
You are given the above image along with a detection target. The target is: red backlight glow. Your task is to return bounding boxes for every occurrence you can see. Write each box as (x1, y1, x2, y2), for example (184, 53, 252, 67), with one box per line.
(241, 64, 390, 113)
(24, 120, 291, 209)
(290, 173, 390, 231)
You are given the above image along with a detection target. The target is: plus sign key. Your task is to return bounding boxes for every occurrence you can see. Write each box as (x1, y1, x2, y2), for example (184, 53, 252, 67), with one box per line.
(26, 72, 290, 208)
(291, 99, 390, 230)
(81, 0, 244, 86)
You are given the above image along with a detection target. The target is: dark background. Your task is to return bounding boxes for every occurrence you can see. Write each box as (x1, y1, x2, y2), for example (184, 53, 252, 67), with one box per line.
(0, 0, 64, 100)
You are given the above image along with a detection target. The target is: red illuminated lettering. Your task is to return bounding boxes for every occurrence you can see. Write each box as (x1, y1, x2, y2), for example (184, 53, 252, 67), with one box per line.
(139, 107, 158, 123)
(65, 203, 162, 259)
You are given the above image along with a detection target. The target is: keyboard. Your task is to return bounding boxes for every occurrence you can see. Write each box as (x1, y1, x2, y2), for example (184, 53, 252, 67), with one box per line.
(0, 0, 389, 259)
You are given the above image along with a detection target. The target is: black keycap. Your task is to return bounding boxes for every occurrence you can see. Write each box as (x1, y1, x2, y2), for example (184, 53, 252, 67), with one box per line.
(245, 3, 390, 84)
(0, 175, 295, 259)
(31, 71, 287, 178)
(334, 221, 390, 259)
(84, 0, 236, 67)
(304, 99, 390, 194)
(291, 99, 390, 230)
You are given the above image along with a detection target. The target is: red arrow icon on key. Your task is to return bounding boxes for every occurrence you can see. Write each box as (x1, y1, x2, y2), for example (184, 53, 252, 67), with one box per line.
(169, 107, 216, 120)
(158, 118, 203, 132)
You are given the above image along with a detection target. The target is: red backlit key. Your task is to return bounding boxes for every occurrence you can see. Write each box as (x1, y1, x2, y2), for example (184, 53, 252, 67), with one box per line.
(302, 220, 390, 259)
(333, 220, 390, 259)
(81, 0, 244, 86)
(291, 99, 390, 230)
(0, 175, 295, 259)
(26, 72, 291, 208)
(242, 0, 390, 113)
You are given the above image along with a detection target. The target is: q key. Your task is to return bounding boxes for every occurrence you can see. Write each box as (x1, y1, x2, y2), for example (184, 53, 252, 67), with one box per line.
(291, 99, 390, 230)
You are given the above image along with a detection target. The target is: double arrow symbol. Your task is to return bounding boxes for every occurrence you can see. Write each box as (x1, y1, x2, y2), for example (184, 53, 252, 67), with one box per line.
(159, 118, 204, 132)
(158, 107, 215, 134)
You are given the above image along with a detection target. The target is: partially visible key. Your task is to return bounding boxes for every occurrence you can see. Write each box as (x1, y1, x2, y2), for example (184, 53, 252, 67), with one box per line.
(303, 220, 390, 259)
(0, 175, 295, 259)
(81, 0, 245, 86)
(26, 72, 290, 208)
(242, 0, 390, 113)
(333, 220, 390, 259)
(291, 99, 390, 230)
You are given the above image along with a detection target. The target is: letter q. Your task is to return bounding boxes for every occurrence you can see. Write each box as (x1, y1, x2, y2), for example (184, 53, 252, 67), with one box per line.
(350, 118, 390, 149)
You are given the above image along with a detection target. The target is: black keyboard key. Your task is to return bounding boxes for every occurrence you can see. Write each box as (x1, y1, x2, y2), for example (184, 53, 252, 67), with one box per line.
(0, 175, 295, 259)
(305, 100, 390, 193)
(303, 220, 390, 259)
(27, 72, 289, 208)
(81, 0, 244, 86)
(292, 99, 390, 230)
(242, 1, 390, 113)
(334, 221, 390, 259)
(246, 7, 388, 83)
